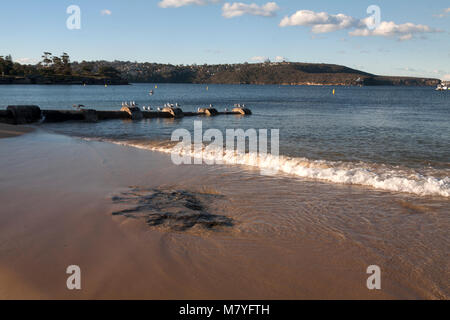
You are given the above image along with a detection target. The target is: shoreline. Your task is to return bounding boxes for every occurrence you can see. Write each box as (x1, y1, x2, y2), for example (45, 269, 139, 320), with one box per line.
(0, 130, 448, 299)
(0, 82, 440, 87)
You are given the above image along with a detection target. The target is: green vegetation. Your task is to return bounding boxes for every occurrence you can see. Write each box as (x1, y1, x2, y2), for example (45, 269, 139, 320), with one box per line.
(0, 53, 440, 86)
(73, 60, 441, 86)
(0, 53, 127, 85)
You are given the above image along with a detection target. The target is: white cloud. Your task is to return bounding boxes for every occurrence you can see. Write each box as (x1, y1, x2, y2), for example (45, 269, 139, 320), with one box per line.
(280, 9, 440, 41)
(158, 0, 220, 8)
(279, 10, 358, 33)
(350, 21, 440, 41)
(14, 58, 38, 65)
(274, 56, 287, 62)
(398, 34, 413, 41)
(250, 56, 287, 63)
(222, 2, 279, 18)
(442, 74, 450, 81)
(250, 56, 268, 62)
(434, 8, 450, 18)
(100, 9, 112, 15)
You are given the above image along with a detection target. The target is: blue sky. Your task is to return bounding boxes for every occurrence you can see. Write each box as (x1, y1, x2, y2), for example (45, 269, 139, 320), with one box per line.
(0, 0, 449, 79)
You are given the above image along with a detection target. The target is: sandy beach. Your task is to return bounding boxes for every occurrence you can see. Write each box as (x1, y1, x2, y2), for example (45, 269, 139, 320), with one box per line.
(0, 123, 34, 139)
(0, 129, 448, 299)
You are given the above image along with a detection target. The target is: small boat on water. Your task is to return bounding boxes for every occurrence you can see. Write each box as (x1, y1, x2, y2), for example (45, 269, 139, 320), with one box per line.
(436, 81, 450, 91)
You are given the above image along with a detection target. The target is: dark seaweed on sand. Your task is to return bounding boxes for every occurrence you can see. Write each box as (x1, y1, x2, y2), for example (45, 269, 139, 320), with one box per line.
(112, 187, 233, 232)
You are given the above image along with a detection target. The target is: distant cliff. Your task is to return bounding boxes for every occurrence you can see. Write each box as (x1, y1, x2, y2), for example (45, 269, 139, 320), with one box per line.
(102, 61, 439, 86)
(0, 53, 439, 86)
(0, 53, 128, 85)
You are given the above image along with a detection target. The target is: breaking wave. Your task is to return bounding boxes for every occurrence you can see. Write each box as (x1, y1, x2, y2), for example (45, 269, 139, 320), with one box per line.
(88, 138, 450, 198)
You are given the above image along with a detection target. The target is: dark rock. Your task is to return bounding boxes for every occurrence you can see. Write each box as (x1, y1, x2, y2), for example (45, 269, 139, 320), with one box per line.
(232, 107, 252, 115)
(41, 110, 84, 122)
(7, 105, 41, 124)
(82, 109, 98, 122)
(162, 107, 184, 118)
(97, 110, 130, 120)
(198, 107, 219, 116)
(120, 106, 143, 120)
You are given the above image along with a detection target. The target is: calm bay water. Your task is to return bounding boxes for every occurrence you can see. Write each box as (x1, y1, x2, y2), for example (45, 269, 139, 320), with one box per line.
(1, 83, 449, 196)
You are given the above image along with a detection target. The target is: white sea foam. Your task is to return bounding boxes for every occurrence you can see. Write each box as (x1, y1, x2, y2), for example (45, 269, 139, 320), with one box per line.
(90, 138, 450, 198)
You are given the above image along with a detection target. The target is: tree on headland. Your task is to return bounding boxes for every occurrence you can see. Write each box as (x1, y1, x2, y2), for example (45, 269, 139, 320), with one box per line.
(81, 64, 93, 74)
(61, 53, 71, 75)
(41, 52, 52, 68)
(98, 65, 120, 78)
(0, 52, 125, 84)
(0, 54, 440, 86)
(52, 55, 63, 73)
(0, 55, 14, 76)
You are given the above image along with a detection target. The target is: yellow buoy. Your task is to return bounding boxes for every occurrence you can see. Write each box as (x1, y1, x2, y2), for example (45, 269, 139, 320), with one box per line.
(332, 89, 335, 95)
(105, 84, 108, 88)
(155, 85, 158, 89)
(206, 86, 209, 91)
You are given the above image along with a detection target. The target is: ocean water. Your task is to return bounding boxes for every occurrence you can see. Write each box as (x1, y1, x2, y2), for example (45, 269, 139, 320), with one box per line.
(1, 83, 448, 197)
(1, 84, 449, 298)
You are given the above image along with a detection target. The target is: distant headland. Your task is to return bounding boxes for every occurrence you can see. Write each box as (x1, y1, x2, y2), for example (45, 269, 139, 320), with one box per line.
(0, 53, 128, 85)
(0, 53, 440, 86)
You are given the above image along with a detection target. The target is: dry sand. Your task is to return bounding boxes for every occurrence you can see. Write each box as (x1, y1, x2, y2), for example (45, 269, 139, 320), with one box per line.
(0, 130, 447, 299)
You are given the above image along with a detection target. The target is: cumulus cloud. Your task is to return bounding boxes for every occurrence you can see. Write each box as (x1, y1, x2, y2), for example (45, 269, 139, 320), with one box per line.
(222, 2, 279, 18)
(279, 10, 358, 33)
(158, 0, 220, 8)
(350, 21, 439, 41)
(280, 9, 440, 40)
(434, 8, 450, 18)
(100, 9, 112, 15)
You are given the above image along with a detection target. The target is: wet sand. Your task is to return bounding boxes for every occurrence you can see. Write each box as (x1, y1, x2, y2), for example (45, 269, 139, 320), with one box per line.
(0, 131, 448, 299)
(0, 124, 34, 139)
